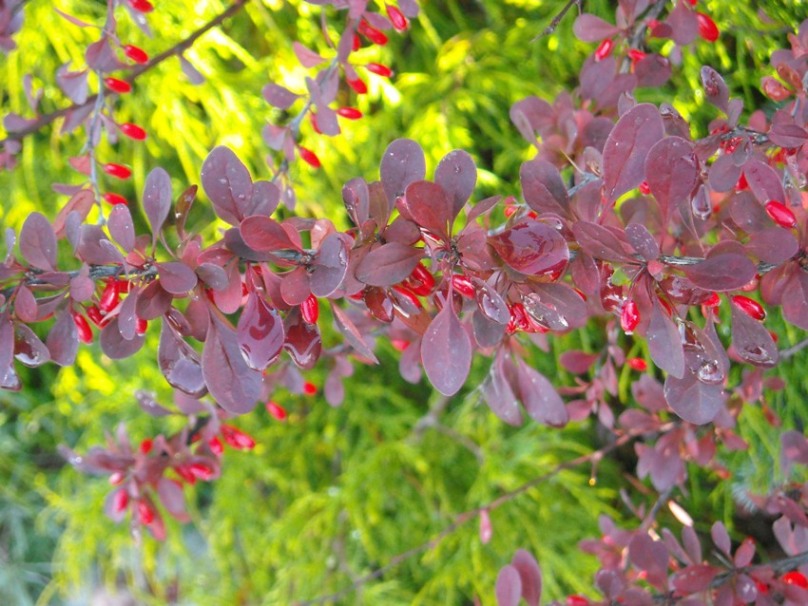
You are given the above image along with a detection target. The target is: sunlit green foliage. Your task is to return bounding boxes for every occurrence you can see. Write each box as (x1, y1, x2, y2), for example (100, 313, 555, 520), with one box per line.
(1, 0, 808, 604)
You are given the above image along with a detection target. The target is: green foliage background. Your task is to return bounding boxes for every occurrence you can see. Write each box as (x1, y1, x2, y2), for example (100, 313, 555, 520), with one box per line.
(1, 0, 807, 604)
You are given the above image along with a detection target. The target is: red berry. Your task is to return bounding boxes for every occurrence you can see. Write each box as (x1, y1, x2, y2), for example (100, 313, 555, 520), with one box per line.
(783, 571, 808, 589)
(594, 38, 614, 62)
(189, 461, 215, 480)
(628, 49, 647, 65)
(103, 163, 132, 180)
(696, 12, 719, 42)
(116, 279, 131, 294)
(266, 401, 288, 420)
(208, 436, 224, 456)
(72, 312, 93, 344)
(365, 63, 393, 78)
(764, 200, 797, 229)
(137, 500, 155, 524)
(220, 425, 256, 451)
(404, 262, 435, 296)
(731, 295, 766, 321)
(139, 438, 153, 454)
(347, 77, 368, 94)
(310, 112, 322, 135)
(298, 145, 321, 169)
(451, 274, 476, 299)
(113, 488, 129, 513)
(104, 77, 132, 94)
(123, 44, 149, 64)
(136, 317, 148, 335)
(119, 123, 147, 141)
(303, 382, 317, 396)
(99, 279, 120, 314)
(86, 305, 105, 327)
(639, 181, 651, 195)
(358, 20, 388, 45)
(390, 339, 410, 352)
(301, 294, 320, 324)
(620, 300, 640, 333)
(128, 0, 154, 12)
(627, 357, 648, 372)
(566, 596, 590, 606)
(336, 107, 363, 120)
(391, 284, 423, 310)
(174, 464, 197, 485)
(386, 4, 409, 31)
(702, 292, 721, 308)
(102, 192, 128, 205)
(352, 33, 361, 52)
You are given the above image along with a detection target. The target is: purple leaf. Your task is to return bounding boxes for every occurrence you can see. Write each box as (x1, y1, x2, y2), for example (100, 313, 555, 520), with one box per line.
(482, 351, 522, 426)
(511, 550, 542, 606)
(495, 565, 522, 606)
(142, 167, 173, 239)
(700, 66, 729, 113)
(509, 96, 554, 144)
(85, 37, 122, 72)
(157, 477, 190, 522)
(179, 55, 205, 85)
(293, 41, 325, 67)
(99, 317, 145, 360)
(666, 0, 698, 45)
(746, 227, 799, 265)
(625, 223, 660, 261)
(523, 283, 588, 331)
(644, 136, 698, 219)
(683, 252, 756, 292)
(56, 63, 88, 105)
(516, 359, 568, 427)
(158, 323, 206, 397)
(520, 158, 570, 218)
(46, 309, 78, 366)
(664, 371, 724, 424)
(731, 300, 778, 367)
(14, 324, 50, 367)
(236, 292, 284, 371)
(107, 204, 135, 252)
(421, 301, 471, 396)
(201, 146, 254, 226)
(136, 391, 173, 417)
(647, 298, 685, 379)
(20, 212, 57, 271)
(117, 289, 139, 341)
(602, 103, 664, 202)
(783, 270, 808, 330)
(711, 521, 732, 556)
(157, 262, 198, 295)
(673, 564, 721, 595)
(240, 216, 300, 253)
(434, 150, 477, 219)
(489, 221, 569, 277)
(355, 242, 422, 287)
(744, 158, 786, 206)
(380, 139, 426, 203)
(573, 13, 619, 41)
(135, 280, 173, 320)
(572, 221, 634, 263)
(310, 233, 349, 297)
(330, 303, 378, 363)
(401, 180, 452, 241)
(246, 180, 280, 217)
(283, 311, 322, 369)
(202, 315, 262, 414)
(559, 350, 599, 374)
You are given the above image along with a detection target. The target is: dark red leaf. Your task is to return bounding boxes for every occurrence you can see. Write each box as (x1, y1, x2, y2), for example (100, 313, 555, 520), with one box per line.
(482, 350, 522, 426)
(572, 221, 635, 263)
(573, 13, 619, 42)
(520, 158, 570, 218)
(647, 298, 685, 379)
(644, 136, 699, 219)
(107, 204, 135, 252)
(283, 311, 322, 369)
(236, 292, 284, 371)
(516, 359, 568, 427)
(142, 167, 173, 239)
(135, 280, 173, 320)
(310, 232, 349, 297)
(664, 371, 724, 424)
(744, 159, 786, 207)
(731, 299, 778, 367)
(20, 212, 57, 271)
(401, 180, 452, 241)
(202, 316, 262, 414)
(434, 150, 477, 219)
(380, 139, 425, 203)
(158, 323, 206, 397)
(683, 251, 756, 292)
(355, 242, 423, 287)
(489, 221, 569, 277)
(157, 262, 198, 295)
(330, 303, 378, 363)
(240, 216, 300, 253)
(602, 103, 664, 202)
(421, 300, 471, 396)
(201, 146, 254, 226)
(99, 317, 145, 360)
(46, 309, 78, 366)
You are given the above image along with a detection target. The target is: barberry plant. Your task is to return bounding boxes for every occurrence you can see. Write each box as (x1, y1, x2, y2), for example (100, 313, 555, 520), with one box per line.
(1, 0, 808, 603)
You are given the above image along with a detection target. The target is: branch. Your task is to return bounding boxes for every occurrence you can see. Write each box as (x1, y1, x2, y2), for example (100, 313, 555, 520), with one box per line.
(0, 0, 250, 148)
(295, 432, 634, 605)
(534, 0, 583, 39)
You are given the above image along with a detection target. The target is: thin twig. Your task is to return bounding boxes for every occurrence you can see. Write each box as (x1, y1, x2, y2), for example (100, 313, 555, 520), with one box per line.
(0, 0, 250, 148)
(533, 0, 583, 40)
(780, 338, 808, 360)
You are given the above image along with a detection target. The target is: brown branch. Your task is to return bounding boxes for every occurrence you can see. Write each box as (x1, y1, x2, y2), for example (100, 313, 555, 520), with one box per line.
(534, 0, 583, 40)
(295, 431, 635, 605)
(0, 0, 250, 148)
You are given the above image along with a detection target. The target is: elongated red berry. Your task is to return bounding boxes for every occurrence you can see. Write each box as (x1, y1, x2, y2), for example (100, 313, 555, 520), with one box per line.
(386, 4, 409, 31)
(301, 294, 319, 324)
(627, 357, 648, 372)
(764, 200, 797, 228)
(189, 461, 215, 481)
(594, 38, 614, 62)
(390, 339, 410, 352)
(137, 500, 155, 524)
(102, 192, 128, 205)
(86, 305, 105, 327)
(113, 488, 129, 513)
(404, 263, 435, 296)
(208, 436, 224, 456)
(136, 317, 148, 335)
(783, 571, 808, 589)
(702, 292, 721, 308)
(303, 381, 317, 396)
(119, 123, 147, 141)
(696, 12, 719, 42)
(99, 279, 120, 313)
(266, 401, 288, 420)
(129, 0, 154, 12)
(352, 32, 361, 51)
(566, 596, 590, 606)
(221, 425, 256, 451)
(72, 312, 93, 343)
(451, 274, 476, 298)
(104, 77, 132, 94)
(336, 107, 363, 120)
(347, 76, 368, 94)
(139, 438, 153, 454)
(365, 62, 393, 78)
(628, 49, 647, 65)
(732, 295, 766, 321)
(358, 20, 388, 45)
(103, 163, 132, 179)
(310, 112, 322, 134)
(639, 181, 651, 195)
(298, 146, 321, 168)
(123, 44, 149, 64)
(620, 300, 640, 333)
(391, 284, 423, 309)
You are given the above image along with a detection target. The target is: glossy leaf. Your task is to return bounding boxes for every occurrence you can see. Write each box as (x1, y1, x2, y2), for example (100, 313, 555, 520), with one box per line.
(157, 262, 198, 295)
(744, 158, 786, 207)
(482, 350, 522, 426)
(142, 167, 173, 239)
(434, 150, 476, 219)
(731, 299, 778, 367)
(236, 293, 284, 371)
(511, 550, 542, 606)
(520, 158, 570, 217)
(664, 371, 724, 425)
(202, 316, 262, 414)
(355, 242, 422, 287)
(421, 300, 471, 396)
(572, 221, 634, 263)
(647, 298, 685, 379)
(46, 309, 78, 366)
(380, 139, 425, 203)
(683, 251, 756, 292)
(644, 136, 698, 219)
(99, 318, 145, 360)
(516, 359, 567, 427)
(602, 103, 664, 202)
(158, 323, 206, 397)
(107, 204, 135, 252)
(489, 221, 569, 276)
(201, 146, 253, 226)
(401, 180, 452, 241)
(20, 212, 57, 271)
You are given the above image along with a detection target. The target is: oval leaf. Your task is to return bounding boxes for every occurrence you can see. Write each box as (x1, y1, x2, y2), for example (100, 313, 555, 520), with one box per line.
(355, 242, 423, 287)
(20, 212, 57, 271)
(421, 302, 471, 396)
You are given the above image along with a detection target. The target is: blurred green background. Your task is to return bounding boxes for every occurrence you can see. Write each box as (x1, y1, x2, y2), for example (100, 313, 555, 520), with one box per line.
(1, 0, 807, 604)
